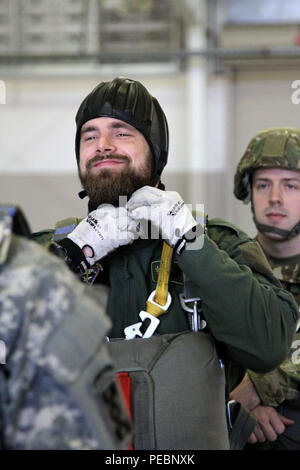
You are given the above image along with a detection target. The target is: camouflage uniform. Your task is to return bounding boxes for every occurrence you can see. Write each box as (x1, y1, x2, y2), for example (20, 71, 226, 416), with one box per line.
(0, 206, 131, 450)
(234, 128, 300, 450)
(246, 260, 300, 450)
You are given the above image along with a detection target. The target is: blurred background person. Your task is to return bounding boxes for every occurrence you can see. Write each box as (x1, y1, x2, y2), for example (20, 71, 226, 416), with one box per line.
(0, 204, 131, 450)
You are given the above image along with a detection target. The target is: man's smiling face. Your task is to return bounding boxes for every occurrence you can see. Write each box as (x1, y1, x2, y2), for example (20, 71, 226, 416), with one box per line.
(78, 117, 153, 208)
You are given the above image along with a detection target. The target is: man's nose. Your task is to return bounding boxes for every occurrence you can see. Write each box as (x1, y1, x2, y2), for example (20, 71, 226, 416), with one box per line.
(269, 184, 283, 204)
(96, 134, 116, 153)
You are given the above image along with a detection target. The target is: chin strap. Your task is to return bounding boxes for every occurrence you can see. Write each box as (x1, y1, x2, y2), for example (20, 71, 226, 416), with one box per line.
(253, 216, 300, 242)
(78, 191, 97, 213)
(78, 190, 87, 199)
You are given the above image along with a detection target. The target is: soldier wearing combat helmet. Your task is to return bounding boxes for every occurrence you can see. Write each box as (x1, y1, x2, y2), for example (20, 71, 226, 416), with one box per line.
(231, 127, 300, 450)
(234, 127, 300, 242)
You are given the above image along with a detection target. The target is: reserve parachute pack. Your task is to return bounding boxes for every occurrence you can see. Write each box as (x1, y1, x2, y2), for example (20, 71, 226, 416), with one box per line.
(107, 330, 228, 449)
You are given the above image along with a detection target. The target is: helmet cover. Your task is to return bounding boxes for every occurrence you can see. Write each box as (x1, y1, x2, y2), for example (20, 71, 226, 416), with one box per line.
(234, 127, 300, 202)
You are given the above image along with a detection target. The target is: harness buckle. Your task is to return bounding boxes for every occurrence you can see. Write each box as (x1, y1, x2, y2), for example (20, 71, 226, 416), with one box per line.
(147, 290, 172, 312)
(124, 311, 160, 340)
(179, 293, 207, 331)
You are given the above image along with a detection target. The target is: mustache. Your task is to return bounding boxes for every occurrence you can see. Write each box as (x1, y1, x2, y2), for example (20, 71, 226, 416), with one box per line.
(86, 154, 130, 171)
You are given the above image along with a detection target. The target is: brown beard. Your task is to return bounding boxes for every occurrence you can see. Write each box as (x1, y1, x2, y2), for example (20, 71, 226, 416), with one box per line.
(79, 154, 153, 209)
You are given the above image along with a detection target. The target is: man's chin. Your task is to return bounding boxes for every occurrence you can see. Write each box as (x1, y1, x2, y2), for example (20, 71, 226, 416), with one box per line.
(90, 165, 125, 175)
(80, 170, 153, 209)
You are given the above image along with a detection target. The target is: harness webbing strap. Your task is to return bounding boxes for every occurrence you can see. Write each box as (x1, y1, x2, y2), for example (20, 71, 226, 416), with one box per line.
(146, 242, 173, 317)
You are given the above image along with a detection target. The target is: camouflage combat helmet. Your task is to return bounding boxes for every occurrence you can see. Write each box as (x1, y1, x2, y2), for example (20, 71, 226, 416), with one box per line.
(234, 127, 300, 240)
(75, 76, 169, 186)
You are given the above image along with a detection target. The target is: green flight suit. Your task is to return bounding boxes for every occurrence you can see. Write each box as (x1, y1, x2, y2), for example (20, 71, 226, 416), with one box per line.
(246, 254, 300, 450)
(32, 217, 299, 391)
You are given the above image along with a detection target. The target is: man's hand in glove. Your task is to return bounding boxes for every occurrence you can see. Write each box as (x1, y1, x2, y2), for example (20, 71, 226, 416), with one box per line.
(66, 204, 137, 266)
(126, 186, 199, 249)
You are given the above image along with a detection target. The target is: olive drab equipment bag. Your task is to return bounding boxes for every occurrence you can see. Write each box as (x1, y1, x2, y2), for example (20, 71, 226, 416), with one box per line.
(107, 330, 229, 450)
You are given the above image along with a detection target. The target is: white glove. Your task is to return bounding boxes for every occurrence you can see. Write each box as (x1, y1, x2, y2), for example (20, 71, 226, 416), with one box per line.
(67, 204, 136, 265)
(126, 186, 198, 248)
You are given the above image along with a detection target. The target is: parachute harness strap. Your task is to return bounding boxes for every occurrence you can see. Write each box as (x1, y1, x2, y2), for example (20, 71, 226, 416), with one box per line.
(146, 242, 173, 317)
(124, 242, 173, 340)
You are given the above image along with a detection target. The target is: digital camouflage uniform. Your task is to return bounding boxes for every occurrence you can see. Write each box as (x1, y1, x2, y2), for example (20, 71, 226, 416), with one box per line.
(234, 127, 300, 450)
(246, 258, 300, 450)
(0, 206, 131, 450)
